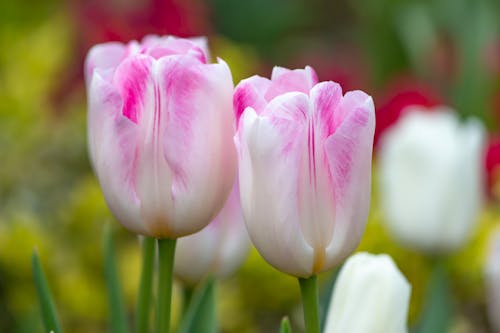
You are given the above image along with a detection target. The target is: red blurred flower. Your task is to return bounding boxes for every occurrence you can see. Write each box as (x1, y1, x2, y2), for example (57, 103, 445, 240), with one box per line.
(72, 0, 210, 50)
(374, 77, 442, 148)
(52, 0, 210, 110)
(485, 136, 500, 200)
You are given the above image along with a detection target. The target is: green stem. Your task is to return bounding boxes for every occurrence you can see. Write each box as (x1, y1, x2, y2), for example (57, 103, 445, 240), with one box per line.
(299, 275, 320, 333)
(155, 238, 177, 333)
(413, 258, 453, 333)
(135, 237, 155, 333)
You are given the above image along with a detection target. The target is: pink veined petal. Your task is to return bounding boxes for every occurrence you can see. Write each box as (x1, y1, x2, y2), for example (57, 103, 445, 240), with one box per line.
(239, 94, 315, 277)
(113, 54, 154, 123)
(286, 81, 343, 274)
(187, 36, 211, 61)
(324, 91, 375, 266)
(156, 56, 236, 237)
(233, 75, 272, 123)
(265, 66, 318, 101)
(270, 65, 318, 84)
(310, 81, 343, 139)
(141, 35, 207, 63)
(87, 71, 144, 234)
(84, 42, 127, 84)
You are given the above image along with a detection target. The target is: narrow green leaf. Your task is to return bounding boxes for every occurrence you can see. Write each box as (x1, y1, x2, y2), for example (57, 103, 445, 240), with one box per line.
(178, 277, 217, 333)
(135, 237, 155, 333)
(279, 317, 292, 333)
(32, 250, 63, 333)
(103, 224, 130, 333)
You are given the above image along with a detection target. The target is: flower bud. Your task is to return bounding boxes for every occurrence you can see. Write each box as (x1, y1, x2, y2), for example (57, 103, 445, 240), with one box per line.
(324, 252, 411, 333)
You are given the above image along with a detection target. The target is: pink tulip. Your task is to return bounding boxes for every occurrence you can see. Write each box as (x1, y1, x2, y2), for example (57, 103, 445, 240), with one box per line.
(85, 35, 236, 238)
(234, 66, 375, 277)
(174, 180, 249, 285)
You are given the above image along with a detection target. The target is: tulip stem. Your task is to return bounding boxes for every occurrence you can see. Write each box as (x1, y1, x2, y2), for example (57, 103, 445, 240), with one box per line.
(299, 275, 320, 333)
(136, 237, 155, 333)
(155, 238, 177, 333)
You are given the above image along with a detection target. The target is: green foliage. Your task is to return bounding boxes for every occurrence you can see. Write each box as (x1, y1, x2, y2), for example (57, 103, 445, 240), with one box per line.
(178, 278, 217, 333)
(32, 251, 63, 333)
(279, 317, 292, 333)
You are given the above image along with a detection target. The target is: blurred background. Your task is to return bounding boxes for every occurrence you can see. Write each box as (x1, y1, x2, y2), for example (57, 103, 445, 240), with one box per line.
(0, 0, 499, 332)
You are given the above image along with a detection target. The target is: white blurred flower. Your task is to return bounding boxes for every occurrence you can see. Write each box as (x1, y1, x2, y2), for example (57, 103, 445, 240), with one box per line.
(324, 252, 411, 333)
(378, 108, 485, 253)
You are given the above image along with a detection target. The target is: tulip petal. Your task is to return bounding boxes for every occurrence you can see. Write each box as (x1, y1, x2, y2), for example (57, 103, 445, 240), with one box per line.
(324, 91, 375, 264)
(175, 228, 219, 285)
(141, 35, 208, 63)
(156, 57, 236, 237)
(85, 42, 127, 83)
(238, 94, 315, 277)
(444, 118, 484, 249)
(265, 66, 318, 101)
(233, 75, 271, 122)
(87, 71, 144, 234)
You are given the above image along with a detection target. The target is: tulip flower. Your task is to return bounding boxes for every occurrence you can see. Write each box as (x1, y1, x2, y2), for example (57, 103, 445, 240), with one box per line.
(85, 35, 236, 239)
(378, 108, 485, 253)
(234, 66, 375, 278)
(85, 35, 236, 333)
(234, 66, 375, 333)
(324, 252, 411, 333)
(174, 180, 249, 285)
(486, 230, 500, 333)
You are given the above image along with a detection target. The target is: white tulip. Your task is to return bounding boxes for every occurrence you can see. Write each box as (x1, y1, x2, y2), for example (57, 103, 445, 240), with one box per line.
(486, 229, 500, 333)
(324, 252, 411, 333)
(378, 108, 485, 253)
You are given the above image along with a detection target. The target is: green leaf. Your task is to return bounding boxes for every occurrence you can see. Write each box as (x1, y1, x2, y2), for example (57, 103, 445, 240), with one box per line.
(32, 249, 63, 333)
(412, 259, 453, 333)
(103, 224, 130, 333)
(279, 317, 292, 333)
(178, 277, 217, 333)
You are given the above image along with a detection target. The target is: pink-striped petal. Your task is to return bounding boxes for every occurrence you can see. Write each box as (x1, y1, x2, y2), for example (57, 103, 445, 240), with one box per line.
(233, 75, 271, 122)
(238, 94, 315, 277)
(87, 71, 144, 234)
(265, 66, 318, 101)
(156, 57, 236, 237)
(324, 91, 375, 264)
(141, 35, 208, 63)
(84, 42, 127, 83)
